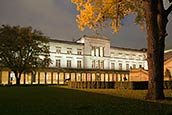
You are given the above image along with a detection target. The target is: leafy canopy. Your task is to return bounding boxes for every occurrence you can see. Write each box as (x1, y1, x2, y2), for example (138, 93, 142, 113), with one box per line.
(72, 0, 145, 32)
(0, 25, 51, 73)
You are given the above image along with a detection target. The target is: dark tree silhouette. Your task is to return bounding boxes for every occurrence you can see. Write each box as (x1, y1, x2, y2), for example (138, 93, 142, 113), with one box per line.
(0, 25, 51, 84)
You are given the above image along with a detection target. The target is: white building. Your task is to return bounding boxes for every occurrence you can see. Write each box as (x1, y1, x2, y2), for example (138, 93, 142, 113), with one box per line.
(49, 35, 148, 70)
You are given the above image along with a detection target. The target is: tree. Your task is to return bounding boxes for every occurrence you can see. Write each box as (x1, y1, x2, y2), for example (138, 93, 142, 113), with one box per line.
(0, 25, 51, 85)
(72, 0, 172, 100)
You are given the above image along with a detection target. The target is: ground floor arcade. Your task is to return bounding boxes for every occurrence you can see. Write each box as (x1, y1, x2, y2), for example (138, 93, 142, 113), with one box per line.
(0, 68, 129, 88)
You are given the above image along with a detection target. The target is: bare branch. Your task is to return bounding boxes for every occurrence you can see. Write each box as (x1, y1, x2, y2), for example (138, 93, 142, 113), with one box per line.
(166, 3, 172, 16)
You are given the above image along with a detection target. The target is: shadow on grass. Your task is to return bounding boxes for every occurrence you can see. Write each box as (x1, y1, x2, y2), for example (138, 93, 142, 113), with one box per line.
(0, 86, 171, 115)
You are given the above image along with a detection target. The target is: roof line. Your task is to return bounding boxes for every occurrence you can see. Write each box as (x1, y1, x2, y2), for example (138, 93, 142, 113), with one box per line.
(110, 46, 147, 52)
(49, 38, 84, 45)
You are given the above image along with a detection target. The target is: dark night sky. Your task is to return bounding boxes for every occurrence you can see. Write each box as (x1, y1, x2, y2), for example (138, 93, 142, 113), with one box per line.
(0, 0, 171, 49)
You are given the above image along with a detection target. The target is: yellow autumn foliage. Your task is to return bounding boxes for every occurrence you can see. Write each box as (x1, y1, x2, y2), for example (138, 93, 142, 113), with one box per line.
(72, 0, 145, 32)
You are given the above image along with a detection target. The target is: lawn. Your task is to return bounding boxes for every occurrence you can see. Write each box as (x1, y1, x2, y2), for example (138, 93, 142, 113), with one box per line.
(0, 86, 171, 115)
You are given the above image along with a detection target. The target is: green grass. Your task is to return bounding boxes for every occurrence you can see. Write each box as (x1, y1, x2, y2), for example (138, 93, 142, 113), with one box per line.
(0, 86, 172, 115)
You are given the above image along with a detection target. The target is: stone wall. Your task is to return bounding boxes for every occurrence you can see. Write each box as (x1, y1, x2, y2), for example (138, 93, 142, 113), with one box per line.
(129, 68, 148, 81)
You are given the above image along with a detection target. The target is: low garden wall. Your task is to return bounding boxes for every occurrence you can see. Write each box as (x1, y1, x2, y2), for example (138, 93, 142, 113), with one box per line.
(69, 81, 172, 90)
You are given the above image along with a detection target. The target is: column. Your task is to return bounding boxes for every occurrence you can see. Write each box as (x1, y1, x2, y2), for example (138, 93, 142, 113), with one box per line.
(96, 73, 99, 89)
(115, 73, 118, 89)
(116, 73, 118, 81)
(104, 73, 107, 88)
(69, 72, 71, 87)
(112, 73, 114, 81)
(103, 73, 106, 88)
(80, 73, 83, 88)
(90, 73, 92, 88)
(51, 72, 53, 84)
(85, 73, 87, 88)
(8, 71, 11, 85)
(75, 72, 77, 88)
(63, 72, 65, 85)
(38, 71, 40, 85)
(120, 74, 122, 81)
(31, 72, 33, 85)
(108, 73, 110, 88)
(57, 72, 60, 85)
(120, 73, 122, 88)
(86, 73, 89, 88)
(98, 47, 100, 57)
(94, 47, 96, 56)
(23, 72, 26, 85)
(111, 73, 114, 88)
(108, 73, 110, 82)
(112, 73, 115, 88)
(0, 70, 2, 84)
(124, 73, 127, 89)
(127, 73, 130, 82)
(45, 72, 47, 85)
(86, 73, 88, 88)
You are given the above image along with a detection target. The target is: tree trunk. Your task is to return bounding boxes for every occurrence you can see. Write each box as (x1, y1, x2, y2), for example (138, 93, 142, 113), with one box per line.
(144, 1, 165, 100)
(16, 77, 20, 85)
(14, 71, 21, 85)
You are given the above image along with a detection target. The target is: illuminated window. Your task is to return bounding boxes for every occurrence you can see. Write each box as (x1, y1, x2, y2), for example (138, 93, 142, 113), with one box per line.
(67, 48, 72, 54)
(67, 60, 71, 68)
(100, 61, 104, 69)
(77, 60, 82, 68)
(132, 54, 136, 59)
(118, 53, 122, 56)
(77, 49, 82, 55)
(56, 59, 61, 68)
(56, 47, 61, 54)
(119, 63, 122, 70)
(92, 60, 95, 68)
(126, 54, 129, 58)
(133, 64, 136, 69)
(111, 63, 115, 69)
(126, 64, 129, 70)
(96, 60, 100, 68)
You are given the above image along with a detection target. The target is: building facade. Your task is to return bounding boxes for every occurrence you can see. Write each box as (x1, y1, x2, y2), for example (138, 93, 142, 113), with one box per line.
(1, 35, 171, 86)
(49, 35, 148, 70)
